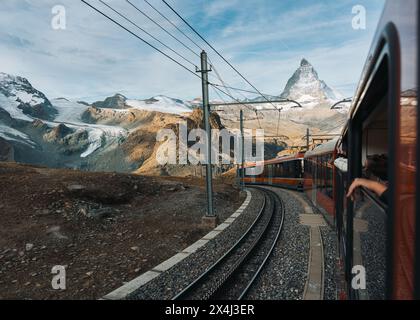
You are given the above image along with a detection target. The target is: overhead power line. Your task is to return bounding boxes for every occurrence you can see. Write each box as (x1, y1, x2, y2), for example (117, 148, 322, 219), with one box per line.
(210, 84, 263, 129)
(82, 0, 265, 129)
(98, 0, 197, 68)
(143, 0, 203, 51)
(161, 0, 282, 110)
(126, 0, 200, 59)
(140, 0, 260, 105)
(141, 0, 242, 98)
(209, 83, 280, 98)
(81, 0, 200, 79)
(210, 85, 228, 104)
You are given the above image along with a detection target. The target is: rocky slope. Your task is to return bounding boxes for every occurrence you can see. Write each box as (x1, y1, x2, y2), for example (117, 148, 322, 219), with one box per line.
(280, 58, 342, 104)
(0, 59, 350, 174)
(215, 59, 350, 147)
(0, 162, 242, 299)
(0, 72, 228, 175)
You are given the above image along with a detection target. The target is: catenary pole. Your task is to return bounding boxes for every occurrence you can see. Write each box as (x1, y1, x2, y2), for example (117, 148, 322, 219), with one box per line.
(240, 109, 245, 191)
(198, 51, 214, 217)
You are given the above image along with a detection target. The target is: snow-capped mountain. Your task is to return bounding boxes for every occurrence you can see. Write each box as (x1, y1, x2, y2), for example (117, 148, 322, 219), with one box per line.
(280, 59, 343, 106)
(88, 93, 193, 115)
(246, 59, 345, 111)
(126, 95, 192, 115)
(212, 58, 350, 148)
(0, 67, 349, 173)
(0, 72, 57, 121)
(0, 72, 198, 172)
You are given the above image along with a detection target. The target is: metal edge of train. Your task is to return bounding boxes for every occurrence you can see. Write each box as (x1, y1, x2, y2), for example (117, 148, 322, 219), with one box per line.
(241, 0, 419, 300)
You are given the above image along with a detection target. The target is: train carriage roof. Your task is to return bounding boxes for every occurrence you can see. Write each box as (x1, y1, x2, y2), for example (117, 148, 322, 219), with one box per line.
(243, 152, 304, 168)
(304, 138, 338, 158)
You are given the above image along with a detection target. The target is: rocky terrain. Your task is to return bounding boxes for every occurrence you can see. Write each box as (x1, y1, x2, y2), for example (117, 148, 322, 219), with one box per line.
(0, 162, 243, 299)
(0, 59, 349, 175)
(0, 72, 222, 175)
(215, 59, 349, 147)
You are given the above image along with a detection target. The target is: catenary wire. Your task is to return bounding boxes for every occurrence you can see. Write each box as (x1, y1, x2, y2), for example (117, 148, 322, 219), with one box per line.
(161, 0, 282, 110)
(81, 0, 200, 79)
(98, 0, 197, 68)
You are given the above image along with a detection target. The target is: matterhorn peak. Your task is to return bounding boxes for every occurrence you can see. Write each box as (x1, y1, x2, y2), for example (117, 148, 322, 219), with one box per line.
(300, 58, 311, 67)
(280, 59, 342, 104)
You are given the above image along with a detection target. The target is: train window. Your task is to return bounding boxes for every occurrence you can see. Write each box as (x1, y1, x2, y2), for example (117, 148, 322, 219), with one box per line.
(349, 53, 390, 299)
(335, 164, 348, 255)
(361, 97, 389, 188)
(352, 100, 389, 299)
(316, 153, 334, 200)
(326, 155, 334, 199)
(317, 156, 322, 189)
(353, 191, 387, 299)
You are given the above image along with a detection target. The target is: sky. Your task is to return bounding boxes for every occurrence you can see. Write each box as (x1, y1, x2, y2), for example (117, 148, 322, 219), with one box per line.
(0, 0, 385, 102)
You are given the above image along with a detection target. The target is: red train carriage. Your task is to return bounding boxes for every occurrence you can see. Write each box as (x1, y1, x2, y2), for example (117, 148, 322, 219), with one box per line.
(315, 0, 419, 300)
(303, 139, 338, 226)
(242, 0, 419, 300)
(242, 152, 304, 191)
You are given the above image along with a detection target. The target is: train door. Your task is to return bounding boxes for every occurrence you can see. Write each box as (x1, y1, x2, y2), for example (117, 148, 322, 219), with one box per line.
(268, 164, 273, 185)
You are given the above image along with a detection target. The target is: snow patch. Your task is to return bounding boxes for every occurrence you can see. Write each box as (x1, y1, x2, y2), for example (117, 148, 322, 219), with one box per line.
(126, 95, 192, 115)
(0, 93, 33, 121)
(0, 124, 36, 147)
(50, 98, 129, 158)
(52, 98, 90, 123)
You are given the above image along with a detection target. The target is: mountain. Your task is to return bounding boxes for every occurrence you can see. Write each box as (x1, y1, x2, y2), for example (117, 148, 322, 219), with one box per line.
(280, 59, 342, 106)
(0, 72, 58, 121)
(213, 59, 350, 148)
(248, 59, 343, 107)
(126, 95, 193, 115)
(0, 63, 350, 173)
(0, 72, 223, 175)
(92, 94, 127, 109)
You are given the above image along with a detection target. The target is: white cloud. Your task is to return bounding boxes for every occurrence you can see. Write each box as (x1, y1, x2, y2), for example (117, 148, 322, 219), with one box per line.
(0, 0, 385, 101)
(204, 0, 240, 18)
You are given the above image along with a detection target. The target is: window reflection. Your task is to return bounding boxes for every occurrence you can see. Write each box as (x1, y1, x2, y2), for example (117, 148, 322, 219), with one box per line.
(353, 190, 387, 300)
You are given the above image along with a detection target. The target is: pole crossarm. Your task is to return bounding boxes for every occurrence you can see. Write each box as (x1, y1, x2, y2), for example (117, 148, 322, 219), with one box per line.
(330, 98, 352, 110)
(301, 134, 341, 140)
(210, 99, 303, 109)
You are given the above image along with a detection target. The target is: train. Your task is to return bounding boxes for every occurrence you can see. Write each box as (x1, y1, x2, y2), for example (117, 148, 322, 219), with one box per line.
(242, 152, 305, 191)
(242, 0, 419, 300)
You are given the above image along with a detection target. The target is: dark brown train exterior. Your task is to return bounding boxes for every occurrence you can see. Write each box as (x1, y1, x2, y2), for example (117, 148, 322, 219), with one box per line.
(242, 0, 419, 300)
(242, 153, 305, 191)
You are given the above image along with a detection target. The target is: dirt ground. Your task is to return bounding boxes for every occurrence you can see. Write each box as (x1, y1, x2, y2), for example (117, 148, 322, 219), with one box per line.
(0, 162, 243, 299)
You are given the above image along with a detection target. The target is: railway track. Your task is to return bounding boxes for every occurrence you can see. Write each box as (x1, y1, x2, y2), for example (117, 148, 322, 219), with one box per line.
(172, 187, 285, 300)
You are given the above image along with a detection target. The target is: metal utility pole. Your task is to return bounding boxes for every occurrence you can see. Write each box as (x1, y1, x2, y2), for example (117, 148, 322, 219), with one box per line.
(240, 110, 245, 191)
(306, 128, 310, 151)
(198, 50, 215, 218)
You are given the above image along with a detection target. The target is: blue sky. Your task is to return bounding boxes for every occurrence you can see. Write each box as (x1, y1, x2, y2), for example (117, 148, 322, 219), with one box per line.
(0, 0, 385, 101)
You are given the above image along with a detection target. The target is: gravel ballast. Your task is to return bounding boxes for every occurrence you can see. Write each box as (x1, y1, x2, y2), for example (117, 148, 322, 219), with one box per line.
(128, 186, 340, 300)
(128, 188, 265, 300)
(245, 187, 310, 300)
(320, 226, 338, 300)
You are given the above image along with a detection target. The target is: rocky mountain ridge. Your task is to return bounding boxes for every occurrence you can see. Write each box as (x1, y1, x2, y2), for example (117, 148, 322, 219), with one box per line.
(0, 59, 350, 174)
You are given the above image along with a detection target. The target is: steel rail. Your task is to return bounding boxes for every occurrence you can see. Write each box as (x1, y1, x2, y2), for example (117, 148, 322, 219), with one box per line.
(238, 187, 285, 299)
(172, 187, 284, 300)
(172, 190, 267, 300)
